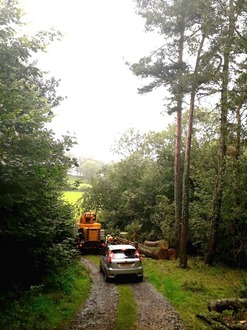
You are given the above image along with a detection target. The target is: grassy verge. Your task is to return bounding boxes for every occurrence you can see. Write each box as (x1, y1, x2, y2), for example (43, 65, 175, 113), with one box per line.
(142, 258, 246, 329)
(0, 259, 91, 330)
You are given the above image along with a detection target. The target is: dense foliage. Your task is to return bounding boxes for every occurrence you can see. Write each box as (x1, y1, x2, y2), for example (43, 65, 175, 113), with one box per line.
(127, 0, 247, 268)
(0, 260, 91, 330)
(0, 0, 77, 294)
(81, 107, 247, 267)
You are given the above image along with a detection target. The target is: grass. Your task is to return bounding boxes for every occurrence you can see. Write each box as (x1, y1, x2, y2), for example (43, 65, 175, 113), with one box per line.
(0, 259, 91, 330)
(114, 285, 137, 330)
(1, 254, 246, 330)
(63, 191, 83, 204)
(142, 257, 246, 329)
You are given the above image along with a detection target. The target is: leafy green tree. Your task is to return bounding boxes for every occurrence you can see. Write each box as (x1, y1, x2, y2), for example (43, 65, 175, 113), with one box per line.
(180, 0, 219, 267)
(131, 0, 218, 267)
(0, 0, 76, 293)
(81, 129, 175, 241)
(131, 0, 247, 268)
(111, 128, 148, 159)
(183, 109, 219, 256)
(80, 110, 246, 266)
(77, 157, 104, 182)
(130, 0, 190, 253)
(205, 0, 247, 265)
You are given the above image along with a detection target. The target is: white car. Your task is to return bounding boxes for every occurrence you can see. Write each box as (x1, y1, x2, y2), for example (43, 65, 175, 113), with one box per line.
(99, 244, 143, 282)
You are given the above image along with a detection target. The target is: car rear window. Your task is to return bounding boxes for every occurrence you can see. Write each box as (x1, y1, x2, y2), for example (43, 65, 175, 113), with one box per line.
(112, 249, 136, 259)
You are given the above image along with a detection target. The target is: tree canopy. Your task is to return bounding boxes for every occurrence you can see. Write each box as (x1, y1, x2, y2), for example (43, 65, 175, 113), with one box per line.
(0, 0, 77, 293)
(127, 0, 247, 267)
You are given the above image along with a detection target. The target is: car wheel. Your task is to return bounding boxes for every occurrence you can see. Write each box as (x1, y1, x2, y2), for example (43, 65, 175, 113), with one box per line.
(137, 276, 143, 282)
(99, 263, 103, 273)
(104, 270, 110, 283)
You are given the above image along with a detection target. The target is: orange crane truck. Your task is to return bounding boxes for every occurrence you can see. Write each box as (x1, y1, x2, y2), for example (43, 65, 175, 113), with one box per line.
(77, 212, 105, 253)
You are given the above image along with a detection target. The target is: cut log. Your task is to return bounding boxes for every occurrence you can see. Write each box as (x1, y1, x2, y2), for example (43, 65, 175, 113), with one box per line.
(167, 248, 176, 259)
(157, 246, 168, 260)
(143, 240, 167, 248)
(138, 245, 157, 258)
(208, 298, 247, 313)
(198, 311, 247, 329)
(196, 313, 229, 329)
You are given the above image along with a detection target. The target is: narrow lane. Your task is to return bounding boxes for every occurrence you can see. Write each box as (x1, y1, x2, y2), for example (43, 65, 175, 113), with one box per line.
(65, 257, 119, 330)
(66, 257, 185, 330)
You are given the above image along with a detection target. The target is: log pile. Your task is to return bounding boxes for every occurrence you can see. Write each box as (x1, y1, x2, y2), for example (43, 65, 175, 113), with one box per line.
(115, 237, 176, 260)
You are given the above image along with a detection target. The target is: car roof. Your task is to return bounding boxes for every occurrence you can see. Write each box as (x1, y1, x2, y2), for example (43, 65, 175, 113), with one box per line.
(108, 244, 136, 250)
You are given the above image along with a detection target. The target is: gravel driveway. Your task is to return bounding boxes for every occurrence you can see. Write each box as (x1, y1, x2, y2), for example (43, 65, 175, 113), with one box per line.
(66, 257, 185, 330)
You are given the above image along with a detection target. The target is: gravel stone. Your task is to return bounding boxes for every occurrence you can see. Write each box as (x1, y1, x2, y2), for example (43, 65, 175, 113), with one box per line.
(66, 257, 119, 330)
(131, 280, 185, 330)
(65, 257, 186, 330)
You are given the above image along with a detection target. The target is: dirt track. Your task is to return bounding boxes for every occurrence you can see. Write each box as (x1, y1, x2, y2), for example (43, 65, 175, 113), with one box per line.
(66, 257, 185, 330)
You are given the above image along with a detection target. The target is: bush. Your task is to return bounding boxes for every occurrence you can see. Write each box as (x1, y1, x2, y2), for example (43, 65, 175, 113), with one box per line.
(0, 260, 91, 330)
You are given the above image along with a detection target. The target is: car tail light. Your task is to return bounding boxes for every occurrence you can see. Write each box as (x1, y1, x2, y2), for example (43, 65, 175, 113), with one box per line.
(108, 251, 114, 263)
(135, 250, 142, 261)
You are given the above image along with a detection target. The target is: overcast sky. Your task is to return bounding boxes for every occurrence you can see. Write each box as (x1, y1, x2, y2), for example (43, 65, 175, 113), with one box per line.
(21, 0, 174, 162)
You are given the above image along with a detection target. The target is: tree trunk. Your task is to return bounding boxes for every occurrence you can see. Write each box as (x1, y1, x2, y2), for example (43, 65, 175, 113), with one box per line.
(205, 1, 236, 265)
(180, 88, 195, 268)
(174, 100, 182, 256)
(180, 34, 205, 268)
(174, 9, 186, 257)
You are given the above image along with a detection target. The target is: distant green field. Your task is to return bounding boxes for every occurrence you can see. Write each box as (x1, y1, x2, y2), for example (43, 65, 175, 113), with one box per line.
(67, 175, 91, 192)
(63, 191, 83, 204)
